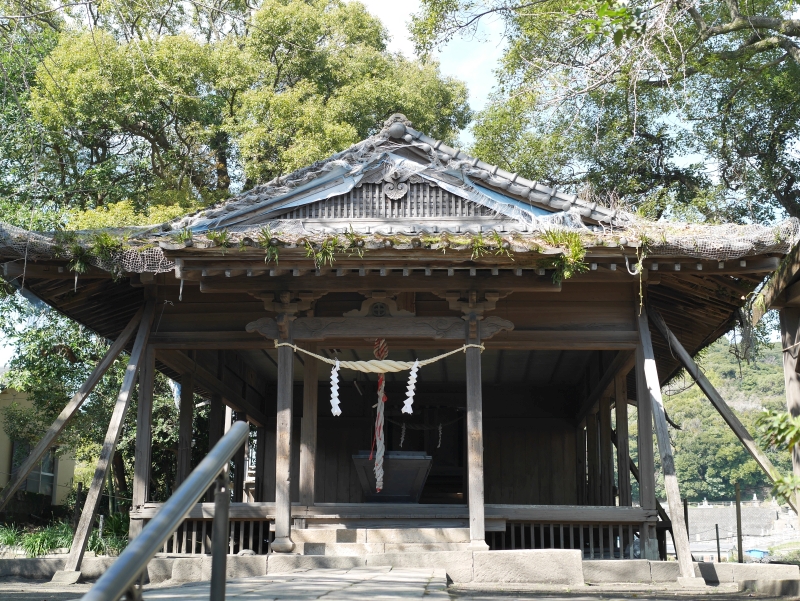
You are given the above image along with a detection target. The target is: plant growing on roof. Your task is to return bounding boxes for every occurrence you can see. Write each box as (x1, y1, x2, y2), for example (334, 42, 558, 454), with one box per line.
(257, 226, 280, 264)
(175, 228, 193, 245)
(490, 231, 513, 259)
(206, 229, 232, 249)
(305, 238, 337, 268)
(470, 233, 489, 259)
(343, 225, 366, 258)
(89, 232, 125, 279)
(539, 229, 589, 284)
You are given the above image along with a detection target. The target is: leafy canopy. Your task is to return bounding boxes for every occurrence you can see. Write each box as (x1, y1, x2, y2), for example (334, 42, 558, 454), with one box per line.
(411, 0, 800, 222)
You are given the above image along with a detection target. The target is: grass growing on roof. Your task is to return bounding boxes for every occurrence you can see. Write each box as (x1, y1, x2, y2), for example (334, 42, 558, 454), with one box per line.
(540, 229, 589, 284)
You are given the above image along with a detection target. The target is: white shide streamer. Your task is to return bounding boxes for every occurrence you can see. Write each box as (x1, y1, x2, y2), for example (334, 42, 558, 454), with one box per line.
(402, 359, 419, 414)
(329, 359, 341, 416)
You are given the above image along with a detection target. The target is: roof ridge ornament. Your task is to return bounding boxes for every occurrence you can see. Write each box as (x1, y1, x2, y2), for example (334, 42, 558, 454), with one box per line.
(383, 113, 412, 139)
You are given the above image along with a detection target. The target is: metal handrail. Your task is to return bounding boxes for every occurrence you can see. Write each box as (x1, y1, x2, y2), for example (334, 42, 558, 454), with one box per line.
(82, 421, 250, 601)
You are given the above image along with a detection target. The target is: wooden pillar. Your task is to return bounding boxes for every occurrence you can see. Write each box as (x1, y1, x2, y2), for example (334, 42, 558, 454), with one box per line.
(205, 393, 224, 502)
(254, 426, 266, 502)
(176, 368, 195, 488)
(637, 311, 696, 580)
(130, 344, 155, 538)
(272, 318, 295, 553)
(61, 301, 155, 577)
(586, 412, 600, 505)
(599, 395, 614, 506)
(233, 412, 247, 502)
(466, 316, 488, 549)
(778, 308, 800, 515)
(615, 372, 632, 506)
(635, 338, 658, 559)
(576, 419, 587, 505)
(299, 343, 318, 507)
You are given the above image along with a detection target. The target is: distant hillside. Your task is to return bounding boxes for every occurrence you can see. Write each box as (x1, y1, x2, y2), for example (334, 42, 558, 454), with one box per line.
(648, 338, 791, 502)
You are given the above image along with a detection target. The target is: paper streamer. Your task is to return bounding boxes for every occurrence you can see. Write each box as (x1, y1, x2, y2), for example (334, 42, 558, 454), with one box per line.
(329, 359, 341, 416)
(402, 359, 419, 414)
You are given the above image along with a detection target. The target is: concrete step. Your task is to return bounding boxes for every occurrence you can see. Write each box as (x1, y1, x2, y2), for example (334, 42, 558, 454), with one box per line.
(290, 527, 471, 545)
(301, 542, 473, 556)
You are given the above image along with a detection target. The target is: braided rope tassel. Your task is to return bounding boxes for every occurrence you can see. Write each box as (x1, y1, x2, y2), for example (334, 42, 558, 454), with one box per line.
(402, 359, 419, 415)
(437, 423, 442, 449)
(373, 338, 389, 493)
(400, 422, 406, 448)
(329, 359, 341, 416)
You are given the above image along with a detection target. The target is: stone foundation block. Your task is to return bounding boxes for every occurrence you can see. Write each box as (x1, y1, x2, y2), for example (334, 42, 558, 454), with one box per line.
(582, 560, 651, 583)
(366, 551, 474, 584)
(649, 560, 680, 582)
(171, 557, 203, 581)
(364, 528, 470, 544)
(730, 562, 800, 582)
(473, 549, 583, 585)
(740, 578, 800, 596)
(0, 558, 64, 579)
(267, 554, 366, 573)
(146, 558, 174, 584)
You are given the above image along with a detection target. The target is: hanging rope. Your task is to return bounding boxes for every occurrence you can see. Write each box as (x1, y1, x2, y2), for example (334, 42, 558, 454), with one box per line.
(274, 341, 484, 373)
(400, 422, 406, 448)
(372, 338, 389, 493)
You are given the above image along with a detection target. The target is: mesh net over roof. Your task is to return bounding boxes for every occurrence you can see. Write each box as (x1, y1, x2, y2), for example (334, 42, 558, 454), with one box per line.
(0, 214, 796, 275)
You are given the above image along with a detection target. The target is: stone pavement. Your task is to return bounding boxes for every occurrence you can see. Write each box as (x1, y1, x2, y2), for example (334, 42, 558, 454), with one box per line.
(0, 567, 795, 601)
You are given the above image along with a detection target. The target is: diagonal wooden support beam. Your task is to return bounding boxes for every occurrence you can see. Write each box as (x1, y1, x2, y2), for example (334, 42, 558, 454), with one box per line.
(59, 301, 156, 577)
(637, 309, 697, 581)
(156, 350, 267, 426)
(0, 307, 144, 512)
(576, 350, 635, 423)
(649, 307, 797, 514)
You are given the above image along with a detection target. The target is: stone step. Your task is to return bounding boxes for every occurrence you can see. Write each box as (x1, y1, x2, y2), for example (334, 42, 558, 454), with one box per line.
(290, 527, 471, 545)
(301, 542, 473, 556)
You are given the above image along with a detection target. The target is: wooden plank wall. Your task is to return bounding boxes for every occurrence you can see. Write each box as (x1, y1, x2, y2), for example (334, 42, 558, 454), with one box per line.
(484, 418, 578, 505)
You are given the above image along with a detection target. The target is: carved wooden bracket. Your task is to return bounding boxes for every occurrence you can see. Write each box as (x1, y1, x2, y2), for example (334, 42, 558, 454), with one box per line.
(246, 315, 514, 341)
(343, 291, 414, 317)
(439, 290, 511, 316)
(249, 290, 325, 314)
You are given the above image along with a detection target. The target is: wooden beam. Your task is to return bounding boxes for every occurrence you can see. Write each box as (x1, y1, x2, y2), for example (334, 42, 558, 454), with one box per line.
(156, 350, 267, 426)
(299, 343, 318, 506)
(272, 324, 295, 553)
(637, 310, 695, 580)
(130, 344, 155, 538)
(246, 315, 514, 342)
(576, 350, 635, 422)
(0, 307, 144, 512)
(232, 412, 247, 503)
(753, 247, 800, 323)
(615, 373, 632, 506)
(62, 301, 156, 575)
(197, 271, 562, 294)
(651, 307, 797, 513)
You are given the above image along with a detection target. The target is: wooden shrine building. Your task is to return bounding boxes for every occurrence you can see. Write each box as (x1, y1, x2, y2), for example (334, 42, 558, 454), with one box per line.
(0, 114, 797, 579)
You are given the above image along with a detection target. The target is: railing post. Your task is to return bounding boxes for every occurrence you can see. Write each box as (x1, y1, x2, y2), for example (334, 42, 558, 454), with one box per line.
(210, 474, 230, 601)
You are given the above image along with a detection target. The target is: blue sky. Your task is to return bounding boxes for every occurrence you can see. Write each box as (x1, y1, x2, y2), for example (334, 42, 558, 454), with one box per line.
(357, 1, 506, 145)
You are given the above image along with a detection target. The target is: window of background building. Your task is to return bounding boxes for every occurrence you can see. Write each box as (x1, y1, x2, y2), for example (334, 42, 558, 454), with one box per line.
(11, 441, 55, 498)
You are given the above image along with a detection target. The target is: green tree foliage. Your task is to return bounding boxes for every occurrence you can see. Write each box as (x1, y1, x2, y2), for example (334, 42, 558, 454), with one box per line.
(411, 0, 800, 221)
(0, 0, 470, 222)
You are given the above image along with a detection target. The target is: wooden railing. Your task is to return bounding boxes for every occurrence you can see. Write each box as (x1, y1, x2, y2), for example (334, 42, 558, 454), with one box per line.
(159, 518, 274, 555)
(486, 522, 641, 559)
